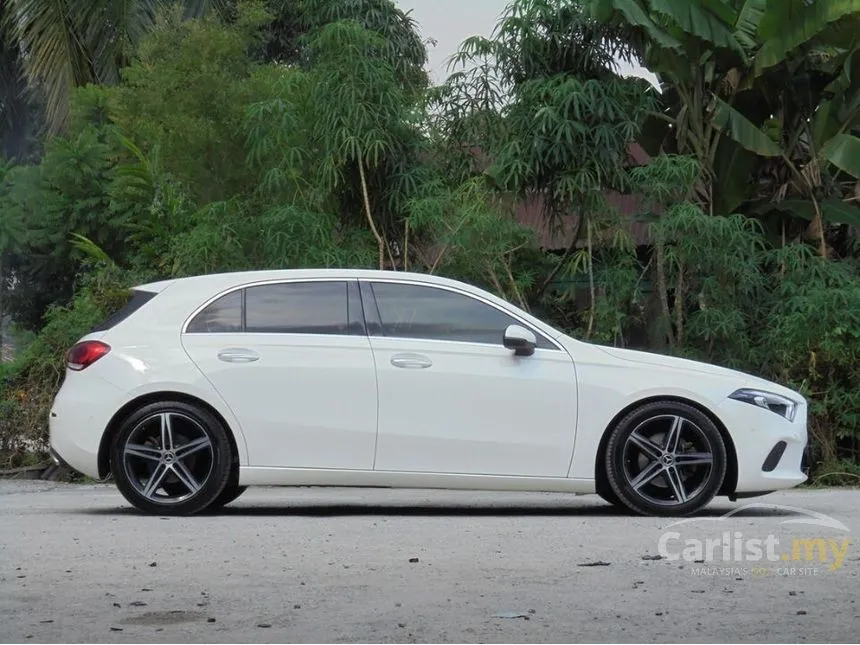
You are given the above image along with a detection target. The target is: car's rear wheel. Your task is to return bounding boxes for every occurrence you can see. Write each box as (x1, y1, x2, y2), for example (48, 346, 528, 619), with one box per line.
(604, 401, 727, 516)
(110, 401, 233, 515)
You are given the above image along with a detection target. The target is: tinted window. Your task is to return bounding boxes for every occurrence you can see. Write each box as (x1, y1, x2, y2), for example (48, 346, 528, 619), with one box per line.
(91, 289, 156, 332)
(371, 282, 554, 348)
(245, 281, 348, 335)
(187, 290, 242, 333)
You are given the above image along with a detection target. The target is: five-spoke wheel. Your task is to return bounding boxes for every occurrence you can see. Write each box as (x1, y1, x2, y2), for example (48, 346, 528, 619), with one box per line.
(110, 401, 234, 515)
(604, 401, 727, 516)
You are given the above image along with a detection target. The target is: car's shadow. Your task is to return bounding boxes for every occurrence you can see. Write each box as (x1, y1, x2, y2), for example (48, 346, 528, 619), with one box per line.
(70, 501, 800, 518)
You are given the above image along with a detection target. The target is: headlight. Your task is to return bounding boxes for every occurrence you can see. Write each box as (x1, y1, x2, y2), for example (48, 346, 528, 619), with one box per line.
(729, 388, 798, 421)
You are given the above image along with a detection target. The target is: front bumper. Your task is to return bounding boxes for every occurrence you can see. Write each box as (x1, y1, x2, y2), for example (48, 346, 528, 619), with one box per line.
(717, 397, 808, 493)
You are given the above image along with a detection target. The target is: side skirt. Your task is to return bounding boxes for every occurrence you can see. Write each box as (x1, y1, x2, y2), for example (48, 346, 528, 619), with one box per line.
(239, 467, 596, 494)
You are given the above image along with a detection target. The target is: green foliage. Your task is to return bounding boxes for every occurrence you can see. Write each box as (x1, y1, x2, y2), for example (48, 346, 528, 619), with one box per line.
(166, 199, 377, 277)
(755, 0, 860, 73)
(297, 0, 428, 95)
(407, 176, 540, 306)
(760, 247, 860, 463)
(1, 119, 130, 328)
(492, 75, 656, 215)
(1, 0, 230, 134)
(810, 459, 860, 488)
(569, 154, 860, 468)
(588, 0, 860, 251)
(111, 2, 274, 203)
(0, 264, 136, 462)
(245, 12, 430, 268)
(298, 20, 409, 192)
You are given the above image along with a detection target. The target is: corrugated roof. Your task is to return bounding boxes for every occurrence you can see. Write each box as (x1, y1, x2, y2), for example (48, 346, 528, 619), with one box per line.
(514, 190, 652, 250)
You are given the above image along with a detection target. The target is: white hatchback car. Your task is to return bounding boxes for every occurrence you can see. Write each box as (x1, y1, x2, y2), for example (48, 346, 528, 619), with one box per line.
(50, 269, 808, 516)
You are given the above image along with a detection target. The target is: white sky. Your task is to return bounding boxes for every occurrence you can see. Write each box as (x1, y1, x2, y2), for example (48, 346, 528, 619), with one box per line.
(395, 0, 658, 85)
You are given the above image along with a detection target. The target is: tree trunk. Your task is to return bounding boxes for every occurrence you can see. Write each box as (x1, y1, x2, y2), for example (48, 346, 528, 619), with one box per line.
(674, 261, 685, 347)
(357, 155, 392, 270)
(780, 219, 786, 277)
(0, 252, 5, 356)
(586, 221, 596, 340)
(655, 237, 674, 348)
(811, 196, 828, 258)
(403, 221, 409, 272)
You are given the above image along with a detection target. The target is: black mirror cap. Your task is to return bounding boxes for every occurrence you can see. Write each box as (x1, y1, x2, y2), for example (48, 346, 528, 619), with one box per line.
(511, 343, 535, 357)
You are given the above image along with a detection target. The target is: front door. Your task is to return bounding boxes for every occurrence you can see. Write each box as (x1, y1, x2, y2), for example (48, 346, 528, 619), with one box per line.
(181, 279, 377, 470)
(364, 280, 578, 477)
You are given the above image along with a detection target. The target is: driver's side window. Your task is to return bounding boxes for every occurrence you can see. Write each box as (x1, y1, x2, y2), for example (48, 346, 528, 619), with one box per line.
(369, 282, 555, 349)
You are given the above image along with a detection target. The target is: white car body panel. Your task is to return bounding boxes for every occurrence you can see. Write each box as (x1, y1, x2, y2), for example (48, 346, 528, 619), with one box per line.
(48, 268, 808, 503)
(564, 341, 807, 492)
(182, 332, 378, 469)
(370, 336, 577, 477)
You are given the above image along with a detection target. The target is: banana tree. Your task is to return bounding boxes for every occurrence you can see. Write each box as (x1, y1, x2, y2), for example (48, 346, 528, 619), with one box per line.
(585, 0, 768, 213)
(712, 37, 860, 255)
(587, 0, 860, 254)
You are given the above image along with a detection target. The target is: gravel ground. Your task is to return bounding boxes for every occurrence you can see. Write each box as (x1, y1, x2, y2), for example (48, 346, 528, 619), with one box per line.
(1, 481, 858, 643)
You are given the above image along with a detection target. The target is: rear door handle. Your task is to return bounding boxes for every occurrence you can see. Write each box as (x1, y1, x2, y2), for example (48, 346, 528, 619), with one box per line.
(391, 353, 432, 369)
(217, 348, 260, 363)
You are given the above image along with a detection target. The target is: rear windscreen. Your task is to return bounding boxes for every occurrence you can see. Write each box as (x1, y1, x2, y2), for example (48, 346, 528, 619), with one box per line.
(90, 289, 156, 332)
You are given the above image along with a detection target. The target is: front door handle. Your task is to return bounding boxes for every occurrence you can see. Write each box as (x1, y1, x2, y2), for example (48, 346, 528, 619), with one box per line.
(391, 353, 432, 369)
(217, 348, 260, 363)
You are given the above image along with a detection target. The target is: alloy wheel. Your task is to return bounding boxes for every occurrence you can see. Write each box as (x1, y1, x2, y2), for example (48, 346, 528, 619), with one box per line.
(621, 414, 714, 507)
(122, 412, 214, 504)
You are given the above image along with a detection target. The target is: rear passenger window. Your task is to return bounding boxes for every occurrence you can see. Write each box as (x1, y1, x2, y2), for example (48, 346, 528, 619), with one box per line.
(245, 282, 348, 335)
(186, 290, 242, 333)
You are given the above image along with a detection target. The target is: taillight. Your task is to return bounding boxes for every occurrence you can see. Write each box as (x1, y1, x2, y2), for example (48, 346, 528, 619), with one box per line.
(66, 341, 111, 371)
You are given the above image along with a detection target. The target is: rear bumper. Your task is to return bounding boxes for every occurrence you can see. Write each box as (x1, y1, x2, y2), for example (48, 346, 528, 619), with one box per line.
(49, 447, 71, 470)
(49, 371, 127, 480)
(50, 414, 102, 479)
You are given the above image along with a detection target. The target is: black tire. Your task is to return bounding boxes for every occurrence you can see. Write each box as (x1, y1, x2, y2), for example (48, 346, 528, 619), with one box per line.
(595, 478, 623, 508)
(110, 401, 234, 516)
(604, 401, 727, 517)
(207, 484, 247, 511)
(201, 438, 244, 512)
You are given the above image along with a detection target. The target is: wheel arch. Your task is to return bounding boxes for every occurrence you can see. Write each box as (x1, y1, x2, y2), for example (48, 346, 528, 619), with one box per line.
(593, 395, 738, 497)
(97, 391, 242, 479)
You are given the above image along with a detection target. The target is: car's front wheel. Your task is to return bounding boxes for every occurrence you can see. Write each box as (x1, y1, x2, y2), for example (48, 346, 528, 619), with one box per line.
(604, 401, 727, 516)
(110, 401, 234, 515)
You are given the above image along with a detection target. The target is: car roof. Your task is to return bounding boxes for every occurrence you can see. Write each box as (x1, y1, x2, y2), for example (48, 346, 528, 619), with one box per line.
(136, 269, 478, 293)
(134, 269, 566, 340)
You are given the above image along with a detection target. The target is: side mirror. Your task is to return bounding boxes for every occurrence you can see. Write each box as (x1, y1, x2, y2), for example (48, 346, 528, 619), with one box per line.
(503, 324, 537, 357)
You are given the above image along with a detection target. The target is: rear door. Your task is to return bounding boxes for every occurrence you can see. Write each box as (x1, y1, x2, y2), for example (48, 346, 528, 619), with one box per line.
(181, 279, 378, 470)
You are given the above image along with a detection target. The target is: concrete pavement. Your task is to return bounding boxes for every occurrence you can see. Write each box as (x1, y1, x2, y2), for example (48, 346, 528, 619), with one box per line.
(2, 482, 858, 643)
